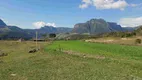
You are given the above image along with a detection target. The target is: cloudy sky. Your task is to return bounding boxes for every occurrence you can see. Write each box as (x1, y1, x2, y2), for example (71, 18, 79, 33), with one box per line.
(0, 0, 142, 29)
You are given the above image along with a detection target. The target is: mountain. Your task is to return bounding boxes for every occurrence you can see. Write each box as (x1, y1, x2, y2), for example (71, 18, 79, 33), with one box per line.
(108, 22, 123, 32)
(38, 26, 72, 34)
(0, 19, 73, 39)
(0, 26, 33, 40)
(24, 26, 72, 36)
(0, 31, 32, 40)
(72, 19, 125, 35)
(7, 26, 25, 32)
(39, 26, 57, 34)
(56, 27, 72, 33)
(0, 19, 9, 33)
(0, 21, 9, 34)
(72, 19, 112, 35)
(72, 23, 90, 34)
(134, 25, 142, 36)
(122, 27, 135, 32)
(0, 19, 7, 28)
(0, 18, 138, 39)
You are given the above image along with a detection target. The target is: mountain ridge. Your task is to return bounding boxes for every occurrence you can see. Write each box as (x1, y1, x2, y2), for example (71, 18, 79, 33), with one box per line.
(0, 19, 7, 28)
(0, 19, 72, 39)
(0, 18, 139, 40)
(72, 18, 135, 35)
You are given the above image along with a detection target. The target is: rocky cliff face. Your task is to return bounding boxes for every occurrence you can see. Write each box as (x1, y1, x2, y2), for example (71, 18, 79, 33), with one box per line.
(73, 23, 90, 34)
(72, 19, 124, 35)
(72, 19, 112, 35)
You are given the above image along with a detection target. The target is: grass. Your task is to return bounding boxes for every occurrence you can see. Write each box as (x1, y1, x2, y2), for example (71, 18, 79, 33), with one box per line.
(47, 40, 142, 60)
(0, 40, 142, 80)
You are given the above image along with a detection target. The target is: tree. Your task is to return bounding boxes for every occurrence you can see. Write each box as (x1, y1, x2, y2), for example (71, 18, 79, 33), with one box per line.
(49, 33, 56, 38)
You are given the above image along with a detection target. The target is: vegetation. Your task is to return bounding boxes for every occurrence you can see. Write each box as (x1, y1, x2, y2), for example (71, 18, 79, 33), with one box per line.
(0, 40, 142, 80)
(47, 40, 142, 60)
(46, 40, 142, 79)
(49, 33, 56, 38)
(103, 32, 136, 38)
(135, 39, 141, 44)
(134, 25, 142, 36)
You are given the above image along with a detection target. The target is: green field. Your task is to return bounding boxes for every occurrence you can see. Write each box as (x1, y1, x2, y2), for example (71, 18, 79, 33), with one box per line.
(0, 41, 142, 80)
(47, 40, 142, 60)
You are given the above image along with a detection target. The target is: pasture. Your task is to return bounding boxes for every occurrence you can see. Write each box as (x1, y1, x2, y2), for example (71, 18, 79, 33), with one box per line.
(0, 40, 142, 80)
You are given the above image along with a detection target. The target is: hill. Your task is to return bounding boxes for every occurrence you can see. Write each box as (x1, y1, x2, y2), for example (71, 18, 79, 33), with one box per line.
(102, 26, 142, 38)
(0, 19, 7, 28)
(37, 26, 72, 34)
(72, 19, 112, 35)
(108, 22, 123, 31)
(72, 19, 129, 35)
(134, 25, 142, 36)
(0, 19, 72, 40)
(0, 18, 140, 40)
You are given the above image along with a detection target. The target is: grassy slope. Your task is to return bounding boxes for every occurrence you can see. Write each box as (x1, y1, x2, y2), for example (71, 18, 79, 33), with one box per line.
(0, 41, 142, 80)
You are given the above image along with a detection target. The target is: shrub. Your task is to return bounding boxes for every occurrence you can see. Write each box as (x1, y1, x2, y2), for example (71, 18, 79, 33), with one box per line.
(135, 39, 141, 44)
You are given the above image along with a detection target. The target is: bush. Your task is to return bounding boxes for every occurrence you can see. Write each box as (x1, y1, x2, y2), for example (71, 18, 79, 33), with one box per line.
(135, 39, 141, 44)
(49, 34, 56, 38)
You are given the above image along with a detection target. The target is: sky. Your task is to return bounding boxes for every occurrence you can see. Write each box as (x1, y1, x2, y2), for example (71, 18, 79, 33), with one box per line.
(0, 0, 142, 29)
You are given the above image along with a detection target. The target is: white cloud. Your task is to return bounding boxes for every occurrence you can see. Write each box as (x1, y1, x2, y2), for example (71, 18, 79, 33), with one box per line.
(82, 0, 92, 4)
(119, 17, 142, 27)
(129, 3, 142, 7)
(33, 21, 46, 29)
(79, 0, 140, 10)
(33, 21, 56, 29)
(46, 23, 56, 27)
(79, 0, 92, 9)
(79, 3, 89, 9)
(93, 0, 128, 10)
